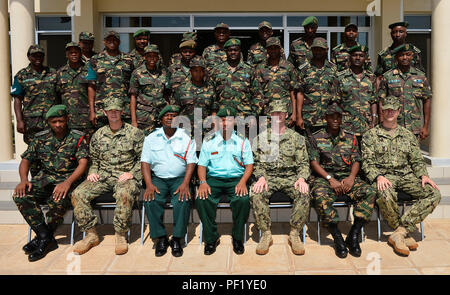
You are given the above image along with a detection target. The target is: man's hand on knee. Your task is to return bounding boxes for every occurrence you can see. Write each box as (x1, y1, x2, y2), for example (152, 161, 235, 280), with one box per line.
(118, 172, 133, 183)
(421, 175, 440, 191)
(377, 175, 393, 191)
(294, 177, 309, 194)
(252, 177, 268, 194)
(53, 181, 71, 202)
(87, 173, 100, 183)
(14, 180, 32, 198)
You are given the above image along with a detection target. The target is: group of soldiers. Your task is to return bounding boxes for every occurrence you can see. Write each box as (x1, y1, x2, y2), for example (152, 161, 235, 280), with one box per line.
(11, 16, 441, 262)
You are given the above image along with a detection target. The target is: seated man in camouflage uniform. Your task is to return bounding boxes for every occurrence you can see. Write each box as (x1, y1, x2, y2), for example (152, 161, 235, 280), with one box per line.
(362, 96, 441, 257)
(72, 96, 145, 256)
(307, 103, 376, 258)
(251, 101, 310, 256)
(13, 105, 89, 262)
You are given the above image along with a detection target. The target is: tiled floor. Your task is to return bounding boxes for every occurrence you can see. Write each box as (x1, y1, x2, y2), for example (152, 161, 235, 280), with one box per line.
(1, 220, 450, 275)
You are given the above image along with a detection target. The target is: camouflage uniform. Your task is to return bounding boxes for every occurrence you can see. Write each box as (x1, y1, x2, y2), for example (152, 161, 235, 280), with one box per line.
(375, 44, 423, 76)
(13, 129, 89, 230)
(56, 62, 93, 137)
(298, 60, 337, 128)
(361, 125, 441, 233)
(334, 68, 377, 136)
(170, 32, 198, 66)
(288, 37, 313, 70)
(11, 65, 58, 144)
(247, 42, 286, 67)
(173, 80, 215, 122)
(79, 31, 96, 63)
(307, 128, 376, 224)
(71, 123, 144, 233)
(129, 48, 165, 70)
(331, 42, 373, 72)
(168, 59, 196, 94)
(251, 128, 311, 231)
(378, 67, 431, 135)
(202, 44, 227, 75)
(129, 63, 170, 134)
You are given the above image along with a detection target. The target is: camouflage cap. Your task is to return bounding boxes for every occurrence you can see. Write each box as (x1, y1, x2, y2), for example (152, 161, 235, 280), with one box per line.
(190, 56, 206, 68)
(216, 106, 237, 117)
(224, 38, 241, 49)
(65, 42, 81, 50)
(159, 105, 180, 120)
(181, 31, 198, 42)
(268, 100, 288, 114)
(179, 39, 196, 49)
(258, 21, 272, 30)
(79, 31, 95, 41)
(144, 44, 160, 54)
(392, 43, 413, 55)
(45, 104, 68, 119)
(389, 21, 409, 29)
(345, 23, 358, 31)
(311, 37, 328, 49)
(266, 37, 281, 48)
(381, 96, 401, 110)
(348, 45, 368, 54)
(326, 103, 343, 115)
(133, 29, 150, 38)
(302, 16, 318, 27)
(104, 30, 120, 40)
(215, 23, 230, 30)
(103, 96, 124, 111)
(27, 44, 45, 55)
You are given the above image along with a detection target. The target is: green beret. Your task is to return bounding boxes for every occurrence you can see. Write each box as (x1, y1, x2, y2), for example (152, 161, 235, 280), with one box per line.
(302, 16, 318, 27)
(326, 103, 343, 116)
(159, 105, 180, 120)
(266, 37, 281, 48)
(190, 56, 206, 68)
(103, 96, 123, 111)
(133, 29, 150, 38)
(215, 23, 229, 30)
(348, 45, 368, 54)
(79, 31, 95, 41)
(65, 42, 81, 50)
(268, 100, 288, 114)
(224, 38, 241, 49)
(104, 30, 120, 40)
(45, 104, 67, 119)
(27, 44, 45, 56)
(392, 43, 413, 55)
(345, 23, 358, 31)
(381, 96, 401, 110)
(216, 106, 237, 117)
(144, 44, 159, 54)
(179, 40, 196, 49)
(258, 21, 272, 30)
(181, 31, 197, 42)
(389, 21, 409, 30)
(311, 37, 328, 49)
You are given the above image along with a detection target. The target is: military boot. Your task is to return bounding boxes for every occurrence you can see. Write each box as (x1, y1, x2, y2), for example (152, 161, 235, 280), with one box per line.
(256, 231, 273, 255)
(388, 226, 410, 256)
(28, 224, 58, 262)
(288, 228, 305, 255)
(23, 226, 41, 255)
(73, 227, 100, 255)
(345, 217, 365, 257)
(405, 234, 419, 251)
(115, 231, 128, 255)
(328, 222, 348, 258)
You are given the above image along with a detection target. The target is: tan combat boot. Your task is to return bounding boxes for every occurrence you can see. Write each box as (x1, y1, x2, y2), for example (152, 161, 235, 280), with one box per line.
(405, 234, 419, 251)
(256, 231, 273, 255)
(388, 226, 410, 256)
(115, 231, 128, 255)
(288, 228, 305, 255)
(73, 227, 100, 255)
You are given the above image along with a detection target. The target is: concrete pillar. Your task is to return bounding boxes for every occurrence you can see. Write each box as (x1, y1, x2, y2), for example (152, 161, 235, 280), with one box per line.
(9, 0, 35, 159)
(373, 0, 402, 56)
(72, 0, 95, 42)
(0, 0, 13, 161)
(429, 0, 450, 163)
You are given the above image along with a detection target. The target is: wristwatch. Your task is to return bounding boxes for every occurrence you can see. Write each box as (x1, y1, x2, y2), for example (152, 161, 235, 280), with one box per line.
(199, 180, 207, 185)
(326, 175, 332, 181)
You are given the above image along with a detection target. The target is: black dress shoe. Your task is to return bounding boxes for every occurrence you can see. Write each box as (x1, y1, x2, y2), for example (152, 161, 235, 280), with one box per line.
(232, 238, 245, 255)
(28, 237, 58, 262)
(23, 236, 40, 255)
(170, 237, 183, 257)
(328, 222, 348, 259)
(345, 220, 364, 258)
(155, 236, 170, 257)
(204, 239, 220, 255)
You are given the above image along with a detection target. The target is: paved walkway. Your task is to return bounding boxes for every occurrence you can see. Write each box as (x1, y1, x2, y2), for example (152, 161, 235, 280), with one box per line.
(1, 220, 450, 275)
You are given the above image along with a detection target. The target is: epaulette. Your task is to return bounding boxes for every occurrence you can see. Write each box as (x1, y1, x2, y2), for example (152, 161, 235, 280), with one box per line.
(336, 69, 348, 77)
(298, 62, 308, 71)
(35, 129, 50, 137)
(379, 47, 389, 56)
(343, 129, 355, 136)
(204, 133, 216, 142)
(71, 129, 85, 137)
(332, 44, 343, 52)
(413, 44, 422, 53)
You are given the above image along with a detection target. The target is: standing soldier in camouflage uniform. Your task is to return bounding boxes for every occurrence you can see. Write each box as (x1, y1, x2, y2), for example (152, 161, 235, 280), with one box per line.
(128, 29, 165, 70)
(307, 103, 376, 258)
(288, 16, 317, 70)
(362, 96, 441, 257)
(375, 21, 423, 82)
(296, 37, 337, 133)
(331, 23, 372, 72)
(202, 23, 230, 75)
(86, 30, 134, 129)
(72, 96, 145, 256)
(251, 101, 310, 256)
(247, 21, 285, 67)
(378, 44, 431, 140)
(129, 44, 170, 135)
(170, 32, 198, 66)
(13, 105, 89, 262)
(11, 44, 58, 146)
(334, 45, 377, 141)
(56, 42, 93, 138)
(168, 40, 198, 94)
(79, 31, 96, 63)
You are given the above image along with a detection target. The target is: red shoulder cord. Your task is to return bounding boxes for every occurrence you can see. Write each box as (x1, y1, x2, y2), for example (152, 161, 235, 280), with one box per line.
(341, 135, 356, 165)
(233, 139, 245, 167)
(173, 138, 192, 163)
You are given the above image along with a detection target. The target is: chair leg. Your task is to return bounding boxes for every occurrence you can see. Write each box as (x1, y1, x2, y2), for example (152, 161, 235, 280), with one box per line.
(83, 231, 86, 239)
(184, 232, 188, 246)
(70, 212, 75, 246)
(98, 209, 104, 224)
(317, 219, 321, 245)
(27, 226, 32, 243)
(140, 205, 145, 246)
(420, 222, 424, 241)
(361, 226, 365, 243)
(244, 223, 247, 245)
(259, 229, 262, 242)
(303, 224, 306, 245)
(377, 208, 381, 242)
(199, 222, 203, 245)
(127, 229, 131, 243)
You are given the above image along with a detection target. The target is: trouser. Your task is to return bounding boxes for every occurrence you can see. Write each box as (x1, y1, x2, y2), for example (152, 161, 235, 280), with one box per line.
(250, 175, 310, 232)
(375, 173, 441, 233)
(195, 176, 250, 244)
(13, 184, 72, 231)
(311, 176, 376, 226)
(144, 175, 191, 239)
(71, 177, 141, 233)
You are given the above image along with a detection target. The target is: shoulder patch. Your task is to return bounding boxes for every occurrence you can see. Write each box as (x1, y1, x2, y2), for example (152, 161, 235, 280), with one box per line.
(71, 129, 85, 136)
(298, 62, 308, 71)
(35, 129, 50, 137)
